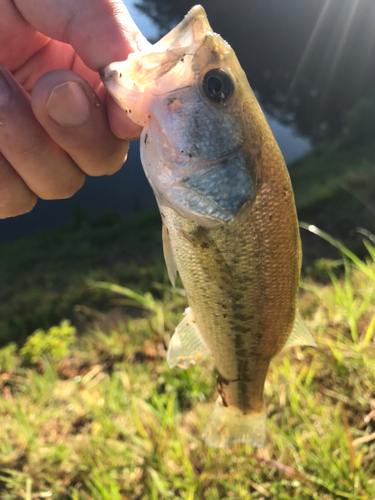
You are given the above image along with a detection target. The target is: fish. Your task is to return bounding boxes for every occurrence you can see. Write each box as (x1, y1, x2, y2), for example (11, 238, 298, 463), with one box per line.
(101, 5, 316, 448)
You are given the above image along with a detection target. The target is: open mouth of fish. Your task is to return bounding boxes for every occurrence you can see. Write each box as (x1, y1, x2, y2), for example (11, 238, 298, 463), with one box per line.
(100, 6, 223, 119)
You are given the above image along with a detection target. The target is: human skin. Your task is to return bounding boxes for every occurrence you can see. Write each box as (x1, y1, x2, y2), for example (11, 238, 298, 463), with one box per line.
(0, 0, 150, 219)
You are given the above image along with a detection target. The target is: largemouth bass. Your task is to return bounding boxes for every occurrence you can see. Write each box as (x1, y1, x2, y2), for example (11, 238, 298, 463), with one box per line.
(101, 5, 316, 448)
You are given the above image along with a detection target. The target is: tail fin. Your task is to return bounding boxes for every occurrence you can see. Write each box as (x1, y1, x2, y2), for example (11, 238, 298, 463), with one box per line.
(203, 396, 266, 448)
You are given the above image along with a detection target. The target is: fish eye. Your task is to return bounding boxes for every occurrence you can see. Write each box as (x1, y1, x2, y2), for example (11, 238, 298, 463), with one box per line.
(202, 68, 234, 104)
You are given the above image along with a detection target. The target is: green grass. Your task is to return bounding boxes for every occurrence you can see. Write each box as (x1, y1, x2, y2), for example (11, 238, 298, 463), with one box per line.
(290, 142, 375, 212)
(0, 210, 164, 346)
(288, 132, 375, 266)
(0, 219, 374, 499)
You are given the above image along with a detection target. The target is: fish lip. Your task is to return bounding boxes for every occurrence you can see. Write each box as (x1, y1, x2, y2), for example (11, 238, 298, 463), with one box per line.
(154, 5, 212, 50)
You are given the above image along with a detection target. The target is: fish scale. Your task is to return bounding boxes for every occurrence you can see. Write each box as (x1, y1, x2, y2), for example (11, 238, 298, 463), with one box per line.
(161, 149, 299, 370)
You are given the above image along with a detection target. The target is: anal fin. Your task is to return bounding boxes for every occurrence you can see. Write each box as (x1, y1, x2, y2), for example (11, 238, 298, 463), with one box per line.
(162, 223, 177, 287)
(167, 307, 210, 369)
(284, 310, 317, 348)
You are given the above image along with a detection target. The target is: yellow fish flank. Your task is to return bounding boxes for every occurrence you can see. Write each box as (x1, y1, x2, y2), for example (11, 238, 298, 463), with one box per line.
(101, 5, 316, 448)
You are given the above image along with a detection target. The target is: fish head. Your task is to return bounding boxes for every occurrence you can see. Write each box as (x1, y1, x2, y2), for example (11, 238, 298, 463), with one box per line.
(101, 6, 266, 226)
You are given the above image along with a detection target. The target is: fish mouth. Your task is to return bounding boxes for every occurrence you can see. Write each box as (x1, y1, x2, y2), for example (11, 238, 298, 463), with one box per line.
(100, 5, 212, 93)
(151, 5, 212, 52)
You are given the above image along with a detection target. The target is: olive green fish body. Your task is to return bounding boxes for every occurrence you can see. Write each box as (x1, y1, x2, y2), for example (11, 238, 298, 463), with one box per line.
(162, 136, 301, 413)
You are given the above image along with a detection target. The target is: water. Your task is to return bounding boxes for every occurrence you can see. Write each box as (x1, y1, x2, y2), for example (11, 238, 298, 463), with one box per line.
(1, 0, 374, 241)
(0, 142, 155, 241)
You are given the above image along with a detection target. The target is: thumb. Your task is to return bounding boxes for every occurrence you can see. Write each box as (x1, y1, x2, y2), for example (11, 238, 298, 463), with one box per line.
(13, 0, 151, 70)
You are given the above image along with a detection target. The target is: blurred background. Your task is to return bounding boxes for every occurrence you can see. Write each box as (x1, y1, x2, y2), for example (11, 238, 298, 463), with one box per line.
(1, 0, 374, 243)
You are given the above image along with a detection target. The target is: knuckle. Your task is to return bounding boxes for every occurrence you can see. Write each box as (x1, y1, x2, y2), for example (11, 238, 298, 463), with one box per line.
(104, 158, 125, 176)
(19, 137, 50, 158)
(40, 172, 85, 200)
(0, 195, 37, 219)
(99, 143, 129, 176)
(85, 156, 125, 177)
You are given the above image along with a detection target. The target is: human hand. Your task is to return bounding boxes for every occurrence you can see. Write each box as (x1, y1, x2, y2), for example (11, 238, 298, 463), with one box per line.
(0, 0, 150, 218)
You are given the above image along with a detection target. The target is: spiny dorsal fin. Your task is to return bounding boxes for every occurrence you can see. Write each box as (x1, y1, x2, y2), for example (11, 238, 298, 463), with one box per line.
(284, 310, 317, 348)
(162, 223, 177, 287)
(167, 307, 211, 369)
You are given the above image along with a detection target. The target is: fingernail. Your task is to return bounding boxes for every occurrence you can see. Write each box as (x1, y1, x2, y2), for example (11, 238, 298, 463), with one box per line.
(0, 70, 12, 106)
(47, 81, 90, 126)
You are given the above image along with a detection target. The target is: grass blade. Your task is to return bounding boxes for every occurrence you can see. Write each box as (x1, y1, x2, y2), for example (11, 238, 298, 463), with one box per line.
(299, 222, 375, 282)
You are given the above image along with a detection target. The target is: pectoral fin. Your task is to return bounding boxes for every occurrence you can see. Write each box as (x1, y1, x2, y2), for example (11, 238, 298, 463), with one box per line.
(162, 223, 177, 287)
(167, 307, 210, 369)
(284, 310, 317, 348)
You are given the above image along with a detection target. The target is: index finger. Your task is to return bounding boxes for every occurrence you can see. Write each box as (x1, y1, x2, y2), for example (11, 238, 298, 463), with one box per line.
(13, 0, 150, 70)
